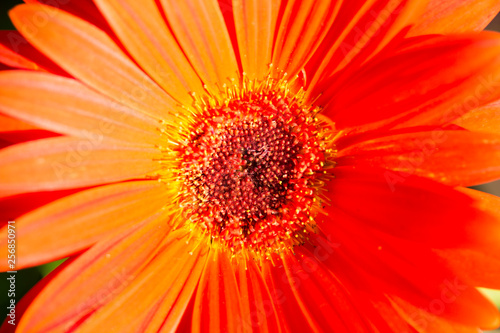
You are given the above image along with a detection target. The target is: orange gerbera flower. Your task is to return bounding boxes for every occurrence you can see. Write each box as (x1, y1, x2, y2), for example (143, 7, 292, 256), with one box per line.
(2, 0, 500, 332)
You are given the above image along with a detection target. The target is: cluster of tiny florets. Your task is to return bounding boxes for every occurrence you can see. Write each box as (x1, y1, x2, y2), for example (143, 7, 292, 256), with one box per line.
(175, 78, 329, 258)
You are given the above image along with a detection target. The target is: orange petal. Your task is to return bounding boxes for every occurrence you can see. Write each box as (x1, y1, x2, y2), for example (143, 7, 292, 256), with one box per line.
(321, 32, 500, 130)
(192, 249, 243, 333)
(0, 180, 170, 270)
(459, 187, 500, 227)
(390, 295, 496, 332)
(410, 0, 500, 36)
(231, 0, 280, 79)
(16, 212, 171, 333)
(10, 4, 179, 120)
(0, 136, 163, 196)
(436, 247, 500, 290)
(160, 0, 240, 86)
(93, 0, 205, 105)
(337, 129, 500, 187)
(455, 99, 500, 133)
(435, 187, 500, 289)
(0, 70, 162, 146)
(75, 229, 208, 332)
(369, 298, 416, 332)
(271, 0, 341, 78)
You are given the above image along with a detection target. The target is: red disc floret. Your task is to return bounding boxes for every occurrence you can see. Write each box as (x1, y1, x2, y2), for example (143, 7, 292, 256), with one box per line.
(178, 89, 325, 254)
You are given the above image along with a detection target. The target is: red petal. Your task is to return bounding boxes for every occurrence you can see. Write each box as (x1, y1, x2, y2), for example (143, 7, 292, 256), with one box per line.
(302, 234, 417, 332)
(0, 71, 162, 146)
(307, 0, 426, 97)
(0, 187, 89, 222)
(0, 137, 163, 196)
(0, 114, 37, 132)
(192, 249, 243, 333)
(318, 208, 500, 329)
(0, 129, 57, 146)
(0, 31, 65, 74)
(0, 114, 57, 146)
(337, 129, 500, 186)
(321, 33, 500, 130)
(261, 257, 316, 332)
(0, 181, 170, 270)
(234, 259, 281, 333)
(281, 249, 375, 332)
(10, 4, 179, 120)
(324, 166, 500, 249)
(23, 0, 113, 35)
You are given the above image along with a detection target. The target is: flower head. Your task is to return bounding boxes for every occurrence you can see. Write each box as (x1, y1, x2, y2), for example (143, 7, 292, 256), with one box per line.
(2, 0, 500, 332)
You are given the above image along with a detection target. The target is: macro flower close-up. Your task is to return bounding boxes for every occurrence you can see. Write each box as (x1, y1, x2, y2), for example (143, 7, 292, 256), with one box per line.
(3, 0, 500, 332)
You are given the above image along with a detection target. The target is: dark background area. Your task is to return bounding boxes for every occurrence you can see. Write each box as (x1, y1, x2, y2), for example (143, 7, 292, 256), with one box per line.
(0, 0, 18, 30)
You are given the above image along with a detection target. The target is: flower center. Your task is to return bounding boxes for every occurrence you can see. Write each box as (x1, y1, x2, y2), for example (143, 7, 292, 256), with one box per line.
(176, 78, 330, 257)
